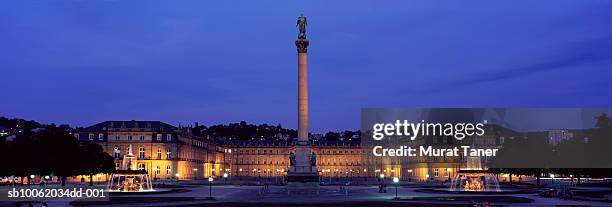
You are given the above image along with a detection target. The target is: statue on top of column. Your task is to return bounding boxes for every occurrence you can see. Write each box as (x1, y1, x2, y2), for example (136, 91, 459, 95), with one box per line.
(296, 14, 307, 39)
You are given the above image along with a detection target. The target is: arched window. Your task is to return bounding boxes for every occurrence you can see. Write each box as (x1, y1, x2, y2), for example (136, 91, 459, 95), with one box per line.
(156, 147, 162, 159)
(138, 147, 145, 159)
(155, 166, 160, 175)
(166, 166, 172, 175)
(138, 163, 145, 171)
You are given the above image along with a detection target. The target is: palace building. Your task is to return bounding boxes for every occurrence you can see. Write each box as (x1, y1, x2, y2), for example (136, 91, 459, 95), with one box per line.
(76, 121, 225, 180)
(222, 140, 365, 183)
(222, 124, 520, 183)
(77, 120, 519, 183)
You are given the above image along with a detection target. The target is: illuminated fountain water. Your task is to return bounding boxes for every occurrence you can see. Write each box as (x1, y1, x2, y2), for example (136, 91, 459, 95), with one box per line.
(449, 156, 500, 192)
(107, 145, 154, 192)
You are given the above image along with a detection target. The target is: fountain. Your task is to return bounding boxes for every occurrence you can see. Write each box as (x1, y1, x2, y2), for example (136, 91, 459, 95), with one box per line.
(449, 156, 500, 192)
(107, 145, 154, 192)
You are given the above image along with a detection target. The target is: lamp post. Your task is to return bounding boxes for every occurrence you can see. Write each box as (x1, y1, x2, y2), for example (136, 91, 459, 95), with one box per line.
(258, 170, 261, 183)
(335, 169, 339, 183)
(550, 174, 555, 187)
(393, 177, 399, 199)
(345, 171, 348, 183)
(208, 177, 213, 199)
(252, 169, 256, 181)
(193, 168, 198, 180)
(379, 173, 385, 192)
(275, 169, 280, 184)
(407, 169, 413, 182)
(281, 169, 285, 184)
(223, 173, 228, 184)
(239, 168, 243, 181)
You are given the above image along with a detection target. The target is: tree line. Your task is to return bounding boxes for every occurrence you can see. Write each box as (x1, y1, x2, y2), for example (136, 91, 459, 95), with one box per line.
(0, 119, 114, 186)
(192, 120, 360, 142)
(490, 113, 612, 185)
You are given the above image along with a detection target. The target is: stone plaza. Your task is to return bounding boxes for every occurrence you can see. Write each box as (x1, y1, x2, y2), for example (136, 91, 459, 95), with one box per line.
(5, 179, 612, 207)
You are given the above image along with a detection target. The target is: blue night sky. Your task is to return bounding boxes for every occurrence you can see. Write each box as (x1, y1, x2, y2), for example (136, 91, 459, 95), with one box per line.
(1, 0, 611, 132)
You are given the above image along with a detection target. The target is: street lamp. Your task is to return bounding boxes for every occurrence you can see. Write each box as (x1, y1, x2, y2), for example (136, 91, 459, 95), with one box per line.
(223, 173, 228, 184)
(275, 169, 280, 184)
(393, 177, 400, 199)
(238, 168, 243, 181)
(550, 173, 555, 187)
(208, 177, 214, 199)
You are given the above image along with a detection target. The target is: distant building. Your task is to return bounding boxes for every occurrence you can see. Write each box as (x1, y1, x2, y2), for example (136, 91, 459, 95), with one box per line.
(0, 126, 9, 137)
(76, 121, 225, 180)
(548, 129, 573, 146)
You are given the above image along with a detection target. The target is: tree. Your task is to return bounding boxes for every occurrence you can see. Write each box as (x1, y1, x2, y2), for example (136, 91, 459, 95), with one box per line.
(38, 126, 82, 186)
(78, 142, 115, 186)
(9, 130, 40, 185)
(587, 113, 612, 168)
(323, 132, 341, 141)
(489, 132, 553, 186)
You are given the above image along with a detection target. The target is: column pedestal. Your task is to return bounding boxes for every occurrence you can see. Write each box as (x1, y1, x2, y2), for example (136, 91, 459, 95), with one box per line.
(287, 143, 320, 194)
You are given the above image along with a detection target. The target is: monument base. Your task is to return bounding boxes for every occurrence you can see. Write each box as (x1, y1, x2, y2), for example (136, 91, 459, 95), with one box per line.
(286, 173, 320, 183)
(286, 144, 320, 194)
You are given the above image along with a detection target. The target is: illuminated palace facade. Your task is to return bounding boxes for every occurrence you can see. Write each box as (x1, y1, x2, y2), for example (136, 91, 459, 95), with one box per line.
(77, 121, 517, 182)
(223, 140, 462, 182)
(222, 141, 365, 183)
(223, 125, 518, 182)
(76, 121, 225, 180)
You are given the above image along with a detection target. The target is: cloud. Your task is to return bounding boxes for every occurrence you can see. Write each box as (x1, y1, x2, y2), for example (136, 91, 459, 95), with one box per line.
(422, 35, 612, 93)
